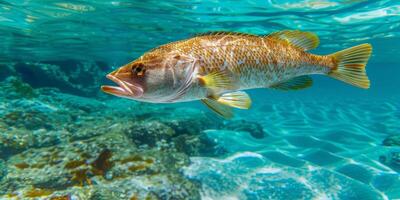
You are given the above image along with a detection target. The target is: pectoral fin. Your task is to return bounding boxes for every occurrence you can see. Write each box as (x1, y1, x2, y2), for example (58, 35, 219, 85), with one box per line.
(217, 91, 252, 109)
(198, 71, 234, 91)
(201, 98, 233, 119)
(270, 76, 313, 91)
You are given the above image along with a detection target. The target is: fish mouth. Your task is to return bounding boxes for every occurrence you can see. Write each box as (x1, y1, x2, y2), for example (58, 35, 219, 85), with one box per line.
(101, 74, 144, 98)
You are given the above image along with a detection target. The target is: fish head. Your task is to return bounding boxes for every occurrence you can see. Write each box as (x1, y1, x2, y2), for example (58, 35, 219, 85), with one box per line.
(101, 51, 196, 102)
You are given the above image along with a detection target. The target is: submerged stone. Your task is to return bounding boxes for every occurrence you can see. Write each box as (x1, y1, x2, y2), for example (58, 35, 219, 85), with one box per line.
(379, 151, 400, 172)
(221, 119, 267, 139)
(126, 121, 175, 148)
(13, 61, 107, 96)
(383, 135, 400, 146)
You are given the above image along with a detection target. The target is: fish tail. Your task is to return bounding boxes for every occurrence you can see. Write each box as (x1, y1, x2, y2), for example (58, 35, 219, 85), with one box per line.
(327, 43, 372, 89)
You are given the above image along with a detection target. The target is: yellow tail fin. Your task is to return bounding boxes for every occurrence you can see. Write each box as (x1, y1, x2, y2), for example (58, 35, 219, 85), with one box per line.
(328, 43, 372, 89)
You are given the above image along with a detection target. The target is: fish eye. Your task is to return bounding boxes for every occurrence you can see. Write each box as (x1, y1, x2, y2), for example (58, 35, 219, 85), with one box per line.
(132, 63, 145, 77)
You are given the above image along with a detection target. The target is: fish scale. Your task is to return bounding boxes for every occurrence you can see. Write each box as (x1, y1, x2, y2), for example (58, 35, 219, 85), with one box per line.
(184, 34, 328, 90)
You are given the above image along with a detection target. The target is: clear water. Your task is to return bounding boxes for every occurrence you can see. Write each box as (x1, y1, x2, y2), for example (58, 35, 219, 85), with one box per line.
(0, 0, 399, 199)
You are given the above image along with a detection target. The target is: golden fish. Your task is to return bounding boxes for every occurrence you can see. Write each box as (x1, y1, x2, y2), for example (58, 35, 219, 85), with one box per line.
(101, 30, 372, 118)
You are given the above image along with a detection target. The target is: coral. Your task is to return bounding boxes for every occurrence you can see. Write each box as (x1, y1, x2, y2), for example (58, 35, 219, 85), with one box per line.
(49, 195, 71, 200)
(25, 187, 53, 198)
(0, 78, 206, 199)
(91, 149, 113, 176)
(126, 121, 175, 147)
(128, 164, 148, 172)
(1, 130, 201, 199)
(64, 160, 86, 169)
(173, 134, 220, 156)
(71, 169, 92, 186)
(0, 128, 34, 157)
(130, 195, 139, 200)
(30, 163, 46, 169)
(4, 193, 17, 198)
(14, 162, 30, 169)
(0, 159, 6, 182)
(120, 155, 144, 164)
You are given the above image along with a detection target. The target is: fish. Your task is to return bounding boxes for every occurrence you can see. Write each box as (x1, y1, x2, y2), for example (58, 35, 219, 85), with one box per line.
(101, 30, 372, 119)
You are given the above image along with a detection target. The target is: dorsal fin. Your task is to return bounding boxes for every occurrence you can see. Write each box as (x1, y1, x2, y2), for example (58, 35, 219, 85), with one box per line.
(266, 30, 319, 51)
(194, 31, 259, 37)
(270, 76, 313, 91)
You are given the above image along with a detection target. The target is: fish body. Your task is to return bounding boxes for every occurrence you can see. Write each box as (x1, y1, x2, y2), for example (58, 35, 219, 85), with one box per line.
(102, 30, 372, 118)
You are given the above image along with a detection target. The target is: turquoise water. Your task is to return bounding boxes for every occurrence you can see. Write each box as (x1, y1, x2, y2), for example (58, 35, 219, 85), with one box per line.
(0, 0, 399, 199)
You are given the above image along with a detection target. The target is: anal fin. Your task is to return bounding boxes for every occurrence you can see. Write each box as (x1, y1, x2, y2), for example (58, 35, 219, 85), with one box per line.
(270, 76, 313, 91)
(217, 91, 252, 109)
(201, 91, 251, 119)
(201, 98, 233, 119)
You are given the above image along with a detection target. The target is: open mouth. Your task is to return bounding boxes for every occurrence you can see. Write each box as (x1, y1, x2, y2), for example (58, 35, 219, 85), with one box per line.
(101, 74, 143, 98)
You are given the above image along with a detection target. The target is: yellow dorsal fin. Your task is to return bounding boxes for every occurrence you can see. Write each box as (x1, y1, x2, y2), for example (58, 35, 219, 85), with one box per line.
(266, 30, 319, 51)
(201, 98, 233, 119)
(195, 31, 258, 37)
(198, 71, 235, 91)
(270, 76, 313, 90)
(217, 91, 252, 109)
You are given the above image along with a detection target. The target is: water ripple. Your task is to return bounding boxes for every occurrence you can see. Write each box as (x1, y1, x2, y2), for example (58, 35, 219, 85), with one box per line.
(186, 97, 400, 199)
(0, 0, 399, 63)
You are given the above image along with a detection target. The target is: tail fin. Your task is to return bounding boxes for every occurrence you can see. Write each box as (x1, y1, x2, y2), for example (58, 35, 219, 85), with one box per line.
(328, 43, 372, 89)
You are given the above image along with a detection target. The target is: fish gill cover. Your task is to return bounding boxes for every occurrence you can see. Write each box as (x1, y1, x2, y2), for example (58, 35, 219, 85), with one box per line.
(0, 0, 399, 200)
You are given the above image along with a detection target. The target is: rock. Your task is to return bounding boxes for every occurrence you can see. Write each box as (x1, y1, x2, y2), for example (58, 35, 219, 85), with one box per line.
(13, 61, 107, 96)
(124, 121, 175, 148)
(162, 108, 221, 135)
(0, 128, 34, 157)
(0, 77, 37, 99)
(32, 129, 62, 148)
(173, 134, 221, 156)
(64, 115, 120, 142)
(379, 151, 400, 172)
(0, 76, 208, 199)
(124, 107, 221, 156)
(0, 160, 6, 182)
(0, 63, 16, 81)
(2, 99, 61, 130)
(383, 135, 400, 146)
(221, 120, 266, 139)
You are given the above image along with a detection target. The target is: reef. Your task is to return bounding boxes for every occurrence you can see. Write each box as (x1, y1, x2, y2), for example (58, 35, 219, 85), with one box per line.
(1, 61, 108, 97)
(1, 61, 399, 200)
(379, 135, 400, 172)
(0, 70, 223, 199)
(382, 135, 400, 147)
